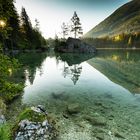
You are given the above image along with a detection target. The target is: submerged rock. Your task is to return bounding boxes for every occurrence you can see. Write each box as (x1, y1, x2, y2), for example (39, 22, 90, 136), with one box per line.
(52, 92, 68, 100)
(114, 131, 125, 139)
(84, 115, 106, 126)
(95, 133, 104, 140)
(67, 103, 80, 114)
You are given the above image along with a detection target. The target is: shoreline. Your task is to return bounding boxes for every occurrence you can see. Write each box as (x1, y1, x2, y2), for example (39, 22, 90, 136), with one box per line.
(96, 48, 140, 50)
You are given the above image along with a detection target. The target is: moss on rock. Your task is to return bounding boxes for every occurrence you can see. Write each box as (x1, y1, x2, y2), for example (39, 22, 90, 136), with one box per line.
(18, 108, 47, 122)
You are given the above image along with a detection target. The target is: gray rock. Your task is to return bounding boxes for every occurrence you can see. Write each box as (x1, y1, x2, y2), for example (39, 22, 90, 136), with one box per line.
(67, 103, 80, 114)
(0, 115, 6, 124)
(57, 37, 96, 53)
(42, 120, 49, 127)
(24, 123, 40, 130)
(19, 119, 30, 129)
(37, 128, 46, 135)
(85, 115, 106, 126)
(44, 135, 49, 139)
(67, 38, 96, 53)
(37, 105, 46, 112)
(31, 105, 48, 115)
(15, 134, 25, 140)
(15, 106, 56, 140)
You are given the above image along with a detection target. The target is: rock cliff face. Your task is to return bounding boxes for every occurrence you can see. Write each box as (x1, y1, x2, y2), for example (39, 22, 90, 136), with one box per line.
(57, 38, 96, 53)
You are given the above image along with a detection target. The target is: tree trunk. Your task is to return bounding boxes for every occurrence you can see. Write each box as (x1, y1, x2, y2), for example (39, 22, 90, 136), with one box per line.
(74, 29, 76, 38)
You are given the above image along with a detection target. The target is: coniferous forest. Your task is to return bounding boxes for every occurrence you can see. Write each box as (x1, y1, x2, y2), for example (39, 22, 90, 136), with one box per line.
(0, 0, 46, 51)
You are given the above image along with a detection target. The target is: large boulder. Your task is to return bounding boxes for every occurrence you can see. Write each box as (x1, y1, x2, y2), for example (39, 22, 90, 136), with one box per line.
(59, 37, 96, 53)
(15, 106, 57, 140)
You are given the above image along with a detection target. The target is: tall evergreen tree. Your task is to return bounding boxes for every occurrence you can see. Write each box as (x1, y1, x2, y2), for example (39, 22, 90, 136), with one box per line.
(20, 9, 46, 49)
(61, 22, 68, 39)
(71, 11, 83, 38)
(34, 19, 40, 31)
(20, 7, 33, 47)
(0, 0, 20, 49)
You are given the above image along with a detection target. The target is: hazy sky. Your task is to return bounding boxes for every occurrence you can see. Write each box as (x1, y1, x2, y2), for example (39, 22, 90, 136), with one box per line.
(15, 0, 129, 38)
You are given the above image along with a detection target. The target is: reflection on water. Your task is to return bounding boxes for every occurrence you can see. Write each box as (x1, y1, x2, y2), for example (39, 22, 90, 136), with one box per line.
(62, 63, 82, 85)
(14, 51, 140, 139)
(88, 50, 140, 94)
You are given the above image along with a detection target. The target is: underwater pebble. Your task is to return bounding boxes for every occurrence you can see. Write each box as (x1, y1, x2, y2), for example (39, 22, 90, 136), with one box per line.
(67, 103, 80, 114)
(84, 115, 106, 126)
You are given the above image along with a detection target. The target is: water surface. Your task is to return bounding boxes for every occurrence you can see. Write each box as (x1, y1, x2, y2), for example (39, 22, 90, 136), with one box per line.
(12, 50, 140, 139)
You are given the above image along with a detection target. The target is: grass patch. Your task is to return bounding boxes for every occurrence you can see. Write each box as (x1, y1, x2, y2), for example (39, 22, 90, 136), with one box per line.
(0, 124, 12, 140)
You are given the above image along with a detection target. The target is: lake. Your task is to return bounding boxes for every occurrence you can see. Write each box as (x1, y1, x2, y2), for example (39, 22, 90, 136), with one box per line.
(9, 50, 140, 140)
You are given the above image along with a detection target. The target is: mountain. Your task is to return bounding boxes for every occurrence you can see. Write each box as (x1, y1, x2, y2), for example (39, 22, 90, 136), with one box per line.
(84, 0, 140, 38)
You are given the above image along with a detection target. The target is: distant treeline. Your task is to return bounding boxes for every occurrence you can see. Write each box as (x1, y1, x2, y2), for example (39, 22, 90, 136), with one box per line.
(0, 0, 47, 51)
(83, 33, 140, 48)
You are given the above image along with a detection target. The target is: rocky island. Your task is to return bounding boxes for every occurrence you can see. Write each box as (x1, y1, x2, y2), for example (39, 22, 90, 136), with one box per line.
(55, 37, 96, 53)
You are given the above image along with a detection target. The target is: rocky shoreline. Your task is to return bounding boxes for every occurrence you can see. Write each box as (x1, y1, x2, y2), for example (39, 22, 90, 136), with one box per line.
(15, 105, 57, 140)
(0, 105, 58, 140)
(1, 100, 140, 140)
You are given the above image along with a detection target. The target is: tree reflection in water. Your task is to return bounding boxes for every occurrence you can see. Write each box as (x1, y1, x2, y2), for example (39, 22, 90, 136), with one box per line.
(71, 65, 82, 85)
(59, 53, 95, 85)
(62, 62, 82, 85)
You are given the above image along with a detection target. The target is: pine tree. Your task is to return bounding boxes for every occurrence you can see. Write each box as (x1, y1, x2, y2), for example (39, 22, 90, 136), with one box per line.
(8, 2, 20, 49)
(0, 0, 20, 49)
(71, 11, 83, 38)
(21, 7, 33, 47)
(61, 22, 68, 39)
(35, 19, 40, 31)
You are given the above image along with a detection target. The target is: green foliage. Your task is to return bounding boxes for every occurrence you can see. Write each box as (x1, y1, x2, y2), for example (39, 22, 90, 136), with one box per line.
(0, 1, 46, 50)
(20, 7, 33, 47)
(54, 38, 66, 52)
(0, 0, 20, 50)
(0, 53, 20, 78)
(20, 8, 46, 49)
(0, 124, 12, 140)
(0, 98, 6, 114)
(0, 81, 23, 103)
(18, 108, 47, 122)
(0, 53, 24, 103)
(83, 32, 140, 48)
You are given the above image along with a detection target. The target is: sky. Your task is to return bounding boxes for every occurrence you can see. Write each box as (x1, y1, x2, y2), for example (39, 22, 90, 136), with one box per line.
(15, 0, 129, 38)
